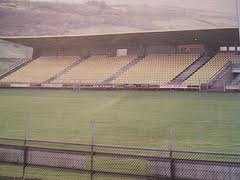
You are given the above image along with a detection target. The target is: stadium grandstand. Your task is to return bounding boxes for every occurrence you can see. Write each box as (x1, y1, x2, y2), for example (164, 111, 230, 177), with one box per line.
(53, 55, 136, 84)
(184, 52, 240, 85)
(0, 56, 77, 83)
(112, 53, 200, 85)
(0, 28, 240, 91)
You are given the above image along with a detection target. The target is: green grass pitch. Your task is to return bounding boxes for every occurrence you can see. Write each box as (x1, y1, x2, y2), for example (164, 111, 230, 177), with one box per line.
(0, 89, 240, 153)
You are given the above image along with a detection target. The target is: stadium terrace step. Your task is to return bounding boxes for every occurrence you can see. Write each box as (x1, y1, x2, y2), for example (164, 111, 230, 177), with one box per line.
(45, 57, 87, 83)
(101, 57, 143, 84)
(170, 53, 214, 85)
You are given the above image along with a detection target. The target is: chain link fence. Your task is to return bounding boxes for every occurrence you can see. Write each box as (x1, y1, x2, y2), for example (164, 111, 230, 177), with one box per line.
(0, 137, 240, 180)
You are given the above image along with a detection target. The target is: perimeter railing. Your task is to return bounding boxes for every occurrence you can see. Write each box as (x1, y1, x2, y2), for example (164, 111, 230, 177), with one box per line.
(0, 137, 240, 180)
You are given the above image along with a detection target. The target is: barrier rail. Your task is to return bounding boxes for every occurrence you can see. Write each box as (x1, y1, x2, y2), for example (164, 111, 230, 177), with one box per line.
(0, 82, 194, 91)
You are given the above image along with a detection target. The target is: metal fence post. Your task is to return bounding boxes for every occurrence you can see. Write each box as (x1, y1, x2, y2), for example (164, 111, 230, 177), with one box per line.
(223, 80, 226, 92)
(169, 150, 175, 180)
(90, 120, 96, 180)
(198, 80, 201, 92)
(90, 144, 94, 180)
(22, 141, 28, 180)
(22, 118, 30, 180)
(168, 128, 175, 180)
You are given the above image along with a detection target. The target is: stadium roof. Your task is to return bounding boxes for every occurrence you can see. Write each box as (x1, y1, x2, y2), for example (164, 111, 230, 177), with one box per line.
(1, 28, 239, 48)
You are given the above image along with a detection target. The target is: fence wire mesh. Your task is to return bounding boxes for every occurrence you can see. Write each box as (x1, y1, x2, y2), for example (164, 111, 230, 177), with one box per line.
(0, 137, 239, 180)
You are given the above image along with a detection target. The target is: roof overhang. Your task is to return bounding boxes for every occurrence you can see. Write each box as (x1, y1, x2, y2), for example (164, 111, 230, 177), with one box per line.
(1, 28, 238, 48)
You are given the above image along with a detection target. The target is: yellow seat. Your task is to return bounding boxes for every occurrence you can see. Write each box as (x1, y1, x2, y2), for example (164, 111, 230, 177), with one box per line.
(113, 53, 199, 85)
(0, 56, 77, 83)
(184, 53, 240, 85)
(54, 55, 135, 84)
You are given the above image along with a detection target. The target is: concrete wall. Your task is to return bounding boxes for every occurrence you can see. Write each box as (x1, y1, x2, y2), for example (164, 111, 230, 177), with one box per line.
(146, 45, 176, 54)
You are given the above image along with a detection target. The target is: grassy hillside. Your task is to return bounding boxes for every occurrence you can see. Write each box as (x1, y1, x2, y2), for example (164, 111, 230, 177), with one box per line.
(0, 40, 31, 58)
(0, 40, 33, 74)
(0, 0, 236, 36)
